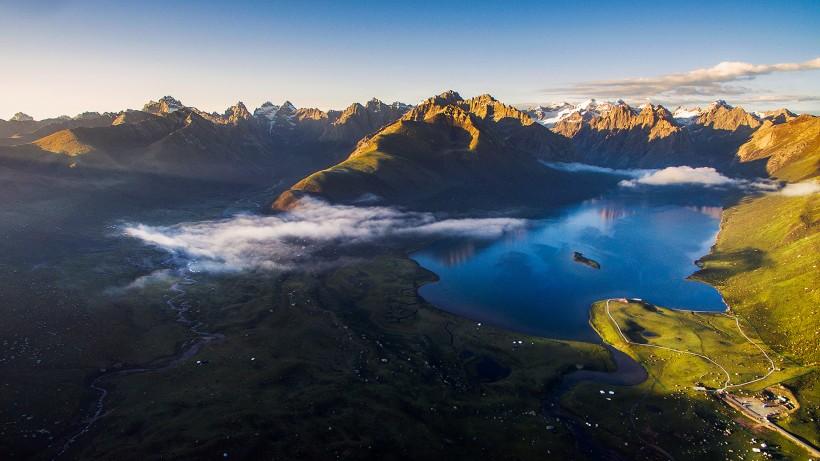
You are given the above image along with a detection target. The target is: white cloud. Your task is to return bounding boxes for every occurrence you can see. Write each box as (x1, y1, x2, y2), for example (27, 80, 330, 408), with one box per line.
(124, 198, 526, 272)
(545, 57, 820, 103)
(616, 166, 790, 192)
(778, 181, 820, 197)
(619, 166, 739, 187)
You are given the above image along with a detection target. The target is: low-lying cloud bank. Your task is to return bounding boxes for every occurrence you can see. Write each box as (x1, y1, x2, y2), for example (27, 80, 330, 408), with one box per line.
(586, 163, 813, 195)
(619, 166, 741, 187)
(543, 162, 775, 190)
(124, 199, 526, 272)
(779, 181, 820, 197)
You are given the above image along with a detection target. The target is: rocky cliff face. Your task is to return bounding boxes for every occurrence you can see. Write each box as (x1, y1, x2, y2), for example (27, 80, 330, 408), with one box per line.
(693, 100, 761, 132)
(319, 99, 411, 143)
(552, 102, 696, 168)
(547, 99, 789, 173)
(402, 92, 572, 159)
(758, 108, 798, 125)
(142, 96, 185, 115)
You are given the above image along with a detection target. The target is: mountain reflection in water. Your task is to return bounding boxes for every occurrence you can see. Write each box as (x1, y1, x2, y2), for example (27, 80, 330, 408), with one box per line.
(411, 193, 727, 341)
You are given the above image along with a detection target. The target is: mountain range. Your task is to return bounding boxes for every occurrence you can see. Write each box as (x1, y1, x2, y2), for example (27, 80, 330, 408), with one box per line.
(273, 93, 817, 209)
(0, 96, 413, 183)
(2, 92, 817, 206)
(530, 99, 799, 172)
(272, 91, 600, 211)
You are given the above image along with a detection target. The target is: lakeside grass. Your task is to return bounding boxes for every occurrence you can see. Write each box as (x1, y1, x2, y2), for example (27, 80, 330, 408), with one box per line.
(692, 193, 819, 365)
(564, 299, 816, 460)
(689, 190, 820, 452)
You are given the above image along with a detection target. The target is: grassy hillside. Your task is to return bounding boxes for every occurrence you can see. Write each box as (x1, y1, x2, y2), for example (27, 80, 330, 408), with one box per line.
(693, 192, 819, 364)
(737, 115, 820, 181)
(32, 129, 95, 155)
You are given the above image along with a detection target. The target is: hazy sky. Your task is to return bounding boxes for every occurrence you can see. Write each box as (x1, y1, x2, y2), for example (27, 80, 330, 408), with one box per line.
(2, 0, 819, 119)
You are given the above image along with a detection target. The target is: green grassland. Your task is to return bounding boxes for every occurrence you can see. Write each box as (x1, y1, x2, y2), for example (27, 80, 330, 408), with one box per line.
(691, 190, 820, 452)
(66, 255, 613, 460)
(589, 300, 798, 390)
(692, 192, 819, 364)
(779, 370, 820, 448)
(563, 299, 816, 460)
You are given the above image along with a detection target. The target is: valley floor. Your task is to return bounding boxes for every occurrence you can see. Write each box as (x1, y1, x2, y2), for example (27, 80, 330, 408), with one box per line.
(2, 162, 817, 460)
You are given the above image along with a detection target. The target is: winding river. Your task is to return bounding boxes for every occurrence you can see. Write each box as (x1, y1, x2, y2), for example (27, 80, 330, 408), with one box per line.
(54, 272, 223, 458)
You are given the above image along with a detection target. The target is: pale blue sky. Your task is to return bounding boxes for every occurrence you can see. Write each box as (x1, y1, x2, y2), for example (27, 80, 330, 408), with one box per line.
(1, 0, 818, 119)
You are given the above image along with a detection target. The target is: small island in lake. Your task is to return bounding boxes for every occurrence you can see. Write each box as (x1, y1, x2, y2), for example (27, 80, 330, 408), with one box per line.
(573, 251, 601, 269)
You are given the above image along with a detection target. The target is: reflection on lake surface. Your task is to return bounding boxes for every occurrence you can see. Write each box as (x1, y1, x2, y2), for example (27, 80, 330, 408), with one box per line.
(410, 193, 727, 341)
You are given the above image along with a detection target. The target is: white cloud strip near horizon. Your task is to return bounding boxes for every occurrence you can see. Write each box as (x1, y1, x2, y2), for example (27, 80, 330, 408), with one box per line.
(545, 57, 820, 103)
(619, 166, 738, 187)
(779, 180, 820, 197)
(123, 198, 526, 272)
(542, 162, 776, 190)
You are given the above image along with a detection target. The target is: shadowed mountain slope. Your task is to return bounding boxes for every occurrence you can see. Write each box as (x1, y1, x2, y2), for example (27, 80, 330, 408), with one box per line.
(2, 96, 413, 185)
(272, 91, 612, 211)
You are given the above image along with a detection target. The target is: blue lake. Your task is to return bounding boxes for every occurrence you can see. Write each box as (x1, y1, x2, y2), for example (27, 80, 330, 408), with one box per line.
(410, 193, 727, 341)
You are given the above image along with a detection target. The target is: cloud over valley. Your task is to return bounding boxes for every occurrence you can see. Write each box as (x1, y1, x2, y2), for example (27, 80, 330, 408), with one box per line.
(124, 199, 526, 273)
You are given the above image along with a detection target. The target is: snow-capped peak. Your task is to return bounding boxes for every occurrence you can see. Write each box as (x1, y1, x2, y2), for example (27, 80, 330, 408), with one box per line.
(143, 96, 184, 114)
(280, 101, 297, 113)
(578, 99, 597, 111)
(253, 100, 297, 131)
(526, 99, 624, 127)
(672, 106, 703, 125)
(709, 99, 732, 109)
(253, 102, 280, 120)
(157, 96, 183, 113)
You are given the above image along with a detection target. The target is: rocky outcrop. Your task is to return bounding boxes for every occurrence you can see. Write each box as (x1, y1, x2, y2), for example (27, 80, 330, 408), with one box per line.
(758, 108, 798, 125)
(552, 102, 696, 168)
(223, 102, 253, 125)
(142, 96, 185, 115)
(694, 100, 761, 132)
(10, 112, 34, 122)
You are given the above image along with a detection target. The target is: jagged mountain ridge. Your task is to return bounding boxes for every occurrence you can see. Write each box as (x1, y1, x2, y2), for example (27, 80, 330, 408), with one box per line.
(3, 95, 413, 147)
(3, 95, 414, 183)
(0, 112, 116, 146)
(272, 91, 602, 211)
(5, 93, 814, 185)
(539, 99, 793, 171)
